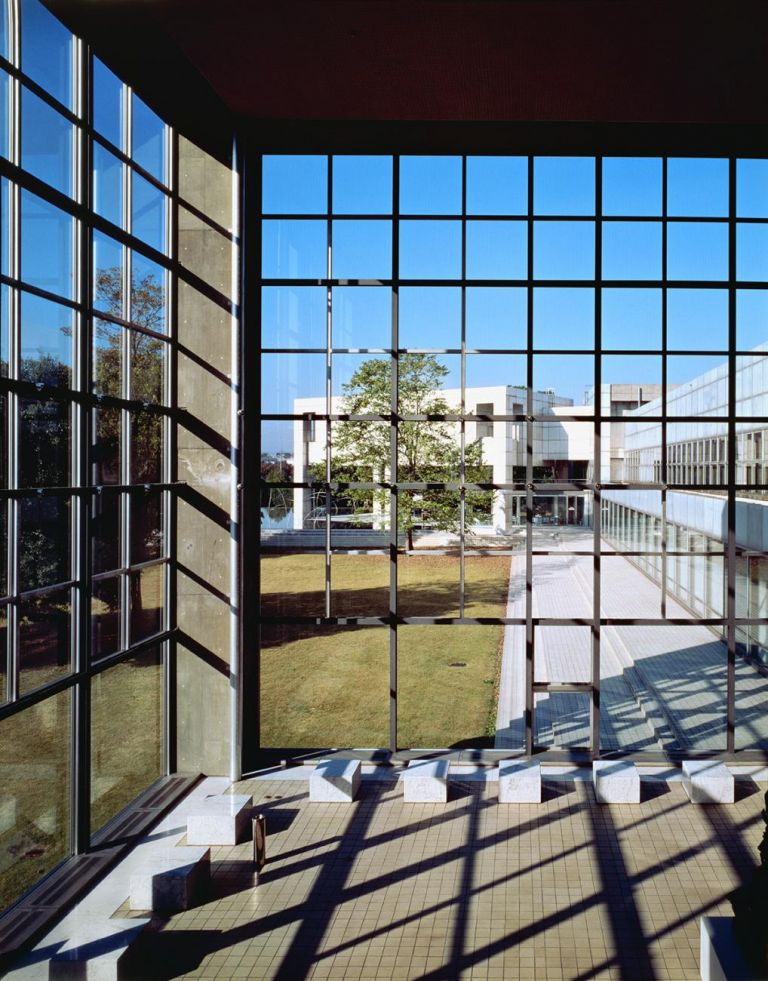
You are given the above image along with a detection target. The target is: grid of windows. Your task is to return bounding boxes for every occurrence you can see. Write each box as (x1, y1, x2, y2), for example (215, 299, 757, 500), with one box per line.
(258, 153, 768, 757)
(0, 0, 174, 911)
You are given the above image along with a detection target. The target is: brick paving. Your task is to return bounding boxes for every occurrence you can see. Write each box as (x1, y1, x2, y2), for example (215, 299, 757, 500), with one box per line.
(126, 776, 768, 980)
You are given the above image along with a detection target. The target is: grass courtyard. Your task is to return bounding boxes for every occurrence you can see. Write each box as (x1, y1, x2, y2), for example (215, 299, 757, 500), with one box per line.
(260, 551, 511, 748)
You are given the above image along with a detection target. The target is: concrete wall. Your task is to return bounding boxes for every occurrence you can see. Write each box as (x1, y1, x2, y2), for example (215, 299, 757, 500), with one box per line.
(175, 136, 237, 776)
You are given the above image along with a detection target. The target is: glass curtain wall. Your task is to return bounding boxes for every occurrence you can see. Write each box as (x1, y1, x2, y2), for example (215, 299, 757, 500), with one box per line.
(258, 153, 768, 757)
(0, 0, 173, 913)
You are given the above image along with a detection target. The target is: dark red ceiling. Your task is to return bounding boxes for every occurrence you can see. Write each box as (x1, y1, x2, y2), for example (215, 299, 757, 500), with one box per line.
(52, 0, 768, 124)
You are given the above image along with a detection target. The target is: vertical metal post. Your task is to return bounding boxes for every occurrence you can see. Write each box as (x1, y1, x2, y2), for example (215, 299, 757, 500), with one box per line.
(591, 156, 602, 757)
(389, 155, 399, 753)
(459, 155, 466, 619)
(324, 156, 332, 620)
(525, 154, 534, 756)
(726, 157, 737, 754)
(660, 157, 668, 622)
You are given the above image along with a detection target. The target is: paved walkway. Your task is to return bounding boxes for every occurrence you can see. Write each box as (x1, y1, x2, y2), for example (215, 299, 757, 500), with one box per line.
(495, 531, 768, 751)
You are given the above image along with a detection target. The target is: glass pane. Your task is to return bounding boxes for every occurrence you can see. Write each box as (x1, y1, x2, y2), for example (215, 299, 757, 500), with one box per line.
(602, 288, 661, 350)
(130, 332, 164, 404)
(462, 549, 512, 617)
(736, 649, 768, 750)
(533, 288, 594, 349)
(0, 606, 6, 702)
(132, 95, 166, 183)
(534, 626, 591, 683)
(19, 495, 70, 590)
(602, 157, 662, 217)
(399, 220, 461, 279)
(262, 155, 327, 214)
(262, 219, 326, 279)
(90, 647, 163, 834)
(667, 289, 728, 350)
(399, 626, 502, 748)
(333, 352, 392, 404)
(399, 287, 461, 350)
(91, 575, 120, 659)
(667, 222, 728, 281)
(19, 398, 70, 487)
(399, 156, 461, 215)
(531, 423, 594, 485)
(93, 58, 123, 150)
(397, 496, 460, 613)
(0, 692, 71, 912)
(131, 489, 163, 563)
(261, 547, 325, 615)
(0, 70, 8, 160)
(92, 492, 121, 574)
(601, 554, 663, 617)
(21, 88, 72, 196)
(332, 286, 390, 349)
(262, 286, 326, 349)
(92, 406, 120, 484)
(93, 233, 124, 316)
(737, 159, 768, 219)
(667, 158, 728, 217)
(19, 587, 71, 694)
(737, 223, 768, 282)
(20, 0, 73, 108)
(130, 411, 162, 483)
(330, 419, 389, 483)
(737, 289, 768, 350)
(332, 155, 391, 214)
(132, 171, 166, 254)
(533, 354, 594, 406)
(93, 321, 122, 398)
(466, 220, 526, 279)
(466, 156, 527, 216)
(260, 625, 388, 748)
(19, 292, 72, 388)
(736, 354, 768, 417)
(331, 220, 391, 279)
(93, 144, 123, 228)
(129, 564, 164, 643)
(601, 491, 662, 550)
(331, 552, 389, 617)
(535, 692, 590, 748)
(667, 423, 726, 486)
(602, 221, 662, 280)
(466, 287, 526, 350)
(533, 221, 595, 280)
(261, 352, 326, 414)
(465, 353, 526, 391)
(21, 191, 74, 299)
(130, 252, 167, 333)
(668, 355, 728, 417)
(534, 157, 594, 215)
(533, 553, 592, 617)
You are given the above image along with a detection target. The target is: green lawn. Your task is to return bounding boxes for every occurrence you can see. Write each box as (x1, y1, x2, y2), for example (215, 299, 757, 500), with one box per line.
(260, 552, 510, 748)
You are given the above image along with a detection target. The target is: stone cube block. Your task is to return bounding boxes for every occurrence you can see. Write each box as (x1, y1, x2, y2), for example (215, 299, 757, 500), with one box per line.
(682, 761, 734, 804)
(593, 761, 641, 803)
(309, 759, 361, 802)
(498, 760, 541, 803)
(403, 759, 449, 803)
(48, 917, 149, 980)
(186, 794, 253, 845)
(129, 846, 211, 912)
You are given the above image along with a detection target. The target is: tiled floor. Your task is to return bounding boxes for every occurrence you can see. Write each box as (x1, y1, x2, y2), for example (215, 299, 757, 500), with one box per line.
(125, 775, 766, 980)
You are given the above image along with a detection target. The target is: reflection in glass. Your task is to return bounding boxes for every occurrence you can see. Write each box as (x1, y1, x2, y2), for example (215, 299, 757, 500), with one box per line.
(21, 191, 74, 298)
(533, 221, 595, 280)
(92, 406, 121, 484)
(131, 252, 166, 333)
(332, 156, 391, 214)
(466, 221, 526, 279)
(19, 588, 71, 694)
(262, 286, 326, 349)
(93, 320, 122, 397)
(399, 156, 461, 215)
(91, 576, 120, 659)
(21, 88, 72, 196)
(129, 564, 164, 643)
(331, 220, 391, 279)
(399, 220, 462, 279)
(259, 625, 388, 748)
(132, 95, 166, 183)
(20, 0, 73, 107)
(90, 647, 163, 833)
(19, 398, 70, 487)
(19, 495, 70, 590)
(262, 155, 327, 214)
(262, 219, 326, 279)
(131, 490, 163, 563)
(130, 331, 164, 404)
(130, 411, 162, 484)
(92, 492, 121, 574)
(466, 156, 527, 215)
(0, 691, 71, 912)
(93, 233, 124, 313)
(93, 144, 123, 228)
(19, 292, 72, 387)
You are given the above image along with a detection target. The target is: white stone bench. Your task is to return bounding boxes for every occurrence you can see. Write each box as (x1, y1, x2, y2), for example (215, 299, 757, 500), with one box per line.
(309, 759, 361, 802)
(128, 845, 210, 912)
(700, 916, 754, 981)
(682, 761, 734, 804)
(48, 917, 150, 980)
(498, 760, 541, 803)
(402, 759, 449, 803)
(186, 793, 253, 845)
(593, 761, 640, 804)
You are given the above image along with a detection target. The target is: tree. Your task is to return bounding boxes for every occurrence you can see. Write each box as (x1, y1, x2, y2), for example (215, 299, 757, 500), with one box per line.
(328, 354, 494, 550)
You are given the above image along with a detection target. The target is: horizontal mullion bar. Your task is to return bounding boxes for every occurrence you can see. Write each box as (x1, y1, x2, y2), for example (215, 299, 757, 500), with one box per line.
(0, 482, 184, 498)
(91, 306, 171, 342)
(532, 682, 593, 693)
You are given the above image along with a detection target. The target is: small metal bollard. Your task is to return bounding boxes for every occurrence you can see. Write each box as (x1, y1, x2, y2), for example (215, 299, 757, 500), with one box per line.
(252, 813, 267, 884)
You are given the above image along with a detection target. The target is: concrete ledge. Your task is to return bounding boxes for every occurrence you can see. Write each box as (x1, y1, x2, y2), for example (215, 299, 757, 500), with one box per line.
(186, 794, 253, 845)
(593, 761, 641, 804)
(700, 916, 755, 980)
(403, 760, 449, 803)
(48, 917, 149, 980)
(683, 761, 735, 804)
(128, 846, 210, 912)
(309, 760, 361, 802)
(498, 760, 541, 803)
